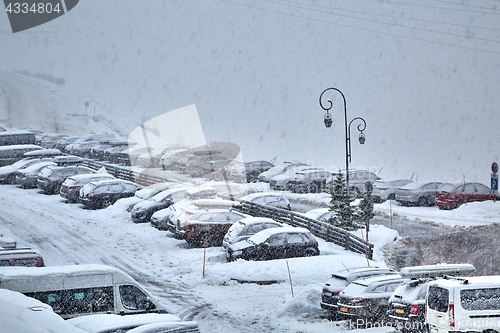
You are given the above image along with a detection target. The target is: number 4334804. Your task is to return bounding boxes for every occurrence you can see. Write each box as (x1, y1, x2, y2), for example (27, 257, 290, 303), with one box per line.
(6, 2, 61, 14)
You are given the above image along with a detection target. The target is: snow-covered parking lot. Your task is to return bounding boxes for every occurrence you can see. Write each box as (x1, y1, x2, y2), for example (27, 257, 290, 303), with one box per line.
(1, 181, 500, 332)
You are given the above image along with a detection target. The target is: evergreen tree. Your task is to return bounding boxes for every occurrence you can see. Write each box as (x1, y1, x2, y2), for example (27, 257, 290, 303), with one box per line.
(327, 171, 359, 230)
(357, 181, 374, 233)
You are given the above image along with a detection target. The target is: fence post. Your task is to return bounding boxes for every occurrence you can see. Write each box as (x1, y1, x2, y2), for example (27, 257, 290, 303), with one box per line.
(344, 232, 351, 251)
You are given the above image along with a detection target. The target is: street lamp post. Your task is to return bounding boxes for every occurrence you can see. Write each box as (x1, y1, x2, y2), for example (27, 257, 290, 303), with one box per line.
(319, 87, 367, 196)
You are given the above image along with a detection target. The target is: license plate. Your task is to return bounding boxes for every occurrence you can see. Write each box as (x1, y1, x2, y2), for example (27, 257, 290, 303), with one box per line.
(323, 292, 332, 297)
(395, 308, 405, 314)
(339, 307, 348, 313)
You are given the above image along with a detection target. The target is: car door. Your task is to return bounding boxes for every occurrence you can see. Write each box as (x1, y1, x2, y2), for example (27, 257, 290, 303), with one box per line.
(260, 233, 286, 260)
(284, 232, 307, 258)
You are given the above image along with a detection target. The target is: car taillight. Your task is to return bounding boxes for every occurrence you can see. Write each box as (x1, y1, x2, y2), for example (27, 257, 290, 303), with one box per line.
(449, 304, 455, 327)
(69, 186, 78, 190)
(44, 176, 50, 180)
(22, 173, 28, 178)
(409, 302, 420, 316)
(87, 193, 94, 199)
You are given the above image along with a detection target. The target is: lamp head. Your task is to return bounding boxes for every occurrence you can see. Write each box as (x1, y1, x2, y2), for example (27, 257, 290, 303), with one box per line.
(324, 112, 333, 128)
(358, 132, 366, 144)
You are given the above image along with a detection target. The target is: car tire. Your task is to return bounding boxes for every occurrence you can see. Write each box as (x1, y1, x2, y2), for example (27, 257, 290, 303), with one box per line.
(308, 184, 318, 193)
(417, 197, 428, 206)
(101, 197, 112, 208)
(304, 247, 317, 257)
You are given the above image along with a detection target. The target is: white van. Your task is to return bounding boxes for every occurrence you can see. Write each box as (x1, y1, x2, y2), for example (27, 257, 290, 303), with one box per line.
(0, 264, 169, 319)
(426, 276, 500, 333)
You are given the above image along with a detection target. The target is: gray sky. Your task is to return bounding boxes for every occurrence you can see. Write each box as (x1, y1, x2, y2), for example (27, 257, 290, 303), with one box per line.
(1, 0, 500, 183)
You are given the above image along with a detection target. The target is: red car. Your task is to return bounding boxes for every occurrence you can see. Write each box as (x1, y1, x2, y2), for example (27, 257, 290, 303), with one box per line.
(435, 182, 498, 209)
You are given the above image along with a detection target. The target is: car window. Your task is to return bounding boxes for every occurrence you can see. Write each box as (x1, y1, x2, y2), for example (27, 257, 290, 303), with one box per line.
(461, 288, 500, 310)
(287, 233, 304, 244)
(464, 183, 476, 193)
(123, 183, 139, 192)
(266, 233, 286, 246)
(94, 185, 107, 194)
(475, 183, 491, 194)
(119, 285, 155, 311)
(111, 183, 125, 192)
(428, 286, 449, 312)
(373, 285, 386, 293)
(386, 283, 401, 293)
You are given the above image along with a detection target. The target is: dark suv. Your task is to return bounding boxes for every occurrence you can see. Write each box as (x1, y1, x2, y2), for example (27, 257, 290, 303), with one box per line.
(37, 165, 96, 194)
(226, 226, 319, 261)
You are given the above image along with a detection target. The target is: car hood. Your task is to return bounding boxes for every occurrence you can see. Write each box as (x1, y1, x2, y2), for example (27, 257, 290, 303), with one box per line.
(132, 200, 164, 212)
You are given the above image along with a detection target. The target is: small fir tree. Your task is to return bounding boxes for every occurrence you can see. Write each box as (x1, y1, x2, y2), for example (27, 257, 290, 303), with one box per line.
(327, 171, 359, 230)
(357, 181, 374, 234)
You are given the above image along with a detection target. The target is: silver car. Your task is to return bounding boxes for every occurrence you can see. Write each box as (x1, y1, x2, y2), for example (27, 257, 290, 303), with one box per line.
(394, 181, 442, 206)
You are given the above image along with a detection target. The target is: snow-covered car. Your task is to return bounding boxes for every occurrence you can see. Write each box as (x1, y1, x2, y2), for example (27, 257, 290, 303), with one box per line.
(79, 179, 141, 209)
(0, 144, 43, 167)
(239, 192, 291, 210)
(113, 183, 174, 212)
(226, 226, 319, 261)
(244, 160, 274, 182)
(0, 157, 54, 184)
(394, 181, 442, 206)
(222, 216, 283, 250)
(68, 313, 200, 333)
(181, 209, 250, 247)
(204, 181, 247, 200)
(60, 173, 116, 203)
(327, 170, 381, 198)
(288, 169, 332, 193)
(0, 247, 45, 267)
(160, 148, 192, 170)
(371, 179, 413, 203)
(337, 274, 404, 327)
(149, 187, 219, 230)
(15, 160, 56, 188)
(320, 266, 398, 319)
(136, 145, 188, 168)
(269, 165, 323, 191)
(257, 161, 307, 183)
(37, 165, 96, 194)
(130, 187, 191, 223)
(301, 208, 335, 222)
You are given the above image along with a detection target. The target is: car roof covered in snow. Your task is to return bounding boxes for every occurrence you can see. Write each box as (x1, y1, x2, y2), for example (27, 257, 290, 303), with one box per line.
(248, 226, 312, 244)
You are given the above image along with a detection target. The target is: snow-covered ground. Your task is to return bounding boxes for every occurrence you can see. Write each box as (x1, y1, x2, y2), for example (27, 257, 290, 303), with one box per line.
(1, 177, 499, 332)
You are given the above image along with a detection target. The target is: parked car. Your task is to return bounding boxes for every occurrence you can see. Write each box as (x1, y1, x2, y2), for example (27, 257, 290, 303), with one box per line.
(54, 135, 80, 152)
(88, 138, 117, 160)
(387, 264, 475, 333)
(222, 216, 283, 250)
(289, 169, 332, 193)
(23, 148, 63, 159)
(160, 148, 192, 170)
(180, 208, 249, 247)
(37, 165, 97, 194)
(0, 144, 43, 167)
(0, 157, 54, 184)
(113, 183, 172, 212)
(257, 161, 308, 183)
(244, 160, 274, 182)
(15, 160, 56, 188)
(0, 247, 45, 267)
(65, 133, 116, 154)
(70, 140, 100, 157)
(336, 274, 404, 327)
(68, 313, 200, 333)
(79, 179, 141, 209)
(60, 173, 116, 203)
(394, 181, 442, 206)
(426, 275, 500, 333)
(371, 179, 413, 203)
(226, 226, 319, 261)
(130, 187, 191, 223)
(39, 133, 68, 149)
(239, 192, 291, 210)
(302, 208, 335, 223)
(137, 145, 189, 168)
(186, 154, 230, 178)
(327, 170, 381, 198)
(435, 181, 498, 209)
(320, 266, 398, 319)
(205, 181, 247, 200)
(269, 166, 323, 191)
(103, 141, 131, 164)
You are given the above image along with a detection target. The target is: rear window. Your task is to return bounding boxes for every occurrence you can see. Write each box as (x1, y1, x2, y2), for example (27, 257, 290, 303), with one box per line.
(428, 285, 449, 312)
(461, 288, 500, 311)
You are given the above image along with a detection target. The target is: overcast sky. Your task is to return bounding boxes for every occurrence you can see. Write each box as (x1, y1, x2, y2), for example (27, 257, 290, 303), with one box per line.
(1, 0, 500, 184)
